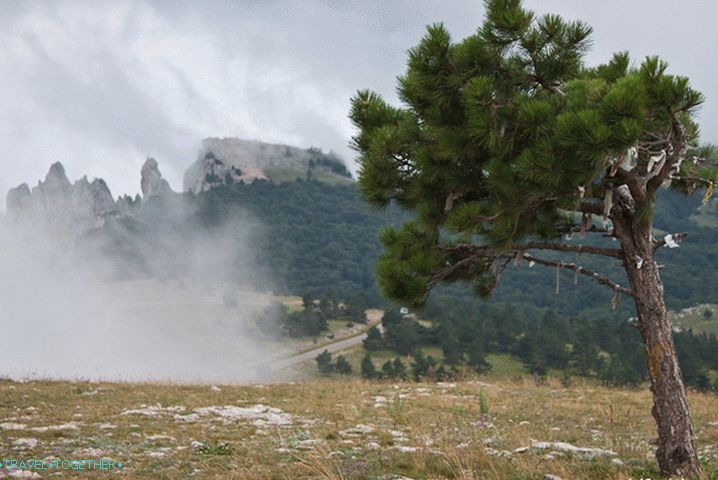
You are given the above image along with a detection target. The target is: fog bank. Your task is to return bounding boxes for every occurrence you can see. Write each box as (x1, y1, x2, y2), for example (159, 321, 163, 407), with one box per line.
(0, 200, 277, 383)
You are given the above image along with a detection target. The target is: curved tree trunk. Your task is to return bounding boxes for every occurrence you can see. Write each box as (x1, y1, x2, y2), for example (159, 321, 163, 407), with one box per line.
(614, 218, 702, 478)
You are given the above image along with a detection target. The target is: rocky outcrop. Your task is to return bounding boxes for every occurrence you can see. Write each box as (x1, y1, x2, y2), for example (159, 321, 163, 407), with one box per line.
(72, 176, 118, 220)
(183, 138, 351, 194)
(116, 194, 142, 217)
(5, 163, 121, 233)
(141, 157, 173, 201)
(4, 158, 177, 235)
(6, 183, 33, 222)
(183, 151, 247, 194)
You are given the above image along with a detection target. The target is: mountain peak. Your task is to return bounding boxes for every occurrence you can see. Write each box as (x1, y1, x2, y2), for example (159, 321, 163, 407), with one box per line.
(141, 157, 173, 201)
(44, 162, 71, 187)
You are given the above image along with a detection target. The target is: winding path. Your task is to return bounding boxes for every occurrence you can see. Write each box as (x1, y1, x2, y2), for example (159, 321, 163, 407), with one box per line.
(269, 309, 383, 370)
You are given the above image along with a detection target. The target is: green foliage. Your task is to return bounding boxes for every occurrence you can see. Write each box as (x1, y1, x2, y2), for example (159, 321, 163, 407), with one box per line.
(383, 312, 426, 356)
(196, 441, 232, 456)
(369, 292, 718, 390)
(411, 350, 438, 381)
(316, 351, 355, 377)
(386, 392, 407, 428)
(315, 350, 333, 376)
(381, 360, 395, 379)
(360, 353, 379, 379)
(350, 0, 712, 310)
(194, 180, 407, 304)
(256, 293, 370, 338)
(362, 326, 386, 351)
(334, 355, 353, 375)
(478, 388, 489, 415)
(391, 358, 408, 380)
(307, 151, 352, 178)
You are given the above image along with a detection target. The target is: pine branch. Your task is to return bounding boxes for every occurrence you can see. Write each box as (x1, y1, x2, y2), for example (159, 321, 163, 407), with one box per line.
(444, 241, 623, 258)
(521, 253, 633, 296)
(521, 241, 623, 258)
(428, 251, 485, 286)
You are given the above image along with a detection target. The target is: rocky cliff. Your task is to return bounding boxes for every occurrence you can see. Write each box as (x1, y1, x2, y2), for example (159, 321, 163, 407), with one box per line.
(141, 157, 173, 201)
(5, 162, 117, 233)
(183, 138, 351, 194)
(5, 158, 174, 235)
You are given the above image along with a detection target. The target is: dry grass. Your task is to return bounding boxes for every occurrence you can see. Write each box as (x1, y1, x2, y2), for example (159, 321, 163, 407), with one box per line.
(0, 377, 716, 479)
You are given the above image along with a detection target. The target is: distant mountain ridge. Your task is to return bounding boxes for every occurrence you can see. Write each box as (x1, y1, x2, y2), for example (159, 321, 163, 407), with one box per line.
(3, 138, 352, 234)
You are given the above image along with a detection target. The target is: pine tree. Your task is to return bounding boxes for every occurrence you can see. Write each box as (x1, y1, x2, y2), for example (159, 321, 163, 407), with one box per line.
(437, 321, 462, 364)
(315, 350, 333, 376)
(350, 1, 715, 475)
(361, 353, 379, 379)
(411, 350, 431, 381)
(467, 338, 491, 374)
(381, 359, 396, 379)
(335, 355, 353, 375)
(363, 325, 386, 351)
(392, 357, 408, 380)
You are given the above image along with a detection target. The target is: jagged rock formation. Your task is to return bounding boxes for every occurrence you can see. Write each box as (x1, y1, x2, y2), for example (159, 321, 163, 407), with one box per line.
(5, 158, 173, 235)
(184, 150, 249, 194)
(5, 183, 32, 222)
(141, 157, 173, 201)
(116, 194, 143, 217)
(4, 162, 119, 234)
(72, 176, 118, 219)
(183, 138, 351, 194)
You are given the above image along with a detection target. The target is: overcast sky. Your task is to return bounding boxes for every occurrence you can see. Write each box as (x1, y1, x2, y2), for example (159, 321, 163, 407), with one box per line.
(1, 0, 716, 210)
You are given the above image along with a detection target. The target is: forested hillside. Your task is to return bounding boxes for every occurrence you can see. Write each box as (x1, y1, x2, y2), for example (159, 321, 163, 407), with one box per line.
(80, 176, 718, 388)
(86, 179, 717, 313)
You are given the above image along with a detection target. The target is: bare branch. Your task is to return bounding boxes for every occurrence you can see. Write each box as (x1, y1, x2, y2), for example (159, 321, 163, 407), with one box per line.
(430, 244, 631, 298)
(647, 119, 688, 194)
(521, 253, 633, 296)
(443, 241, 623, 259)
(613, 169, 646, 204)
(428, 251, 485, 286)
(670, 175, 713, 186)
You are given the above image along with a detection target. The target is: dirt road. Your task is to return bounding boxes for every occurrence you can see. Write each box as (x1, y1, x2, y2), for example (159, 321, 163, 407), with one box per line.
(269, 309, 383, 370)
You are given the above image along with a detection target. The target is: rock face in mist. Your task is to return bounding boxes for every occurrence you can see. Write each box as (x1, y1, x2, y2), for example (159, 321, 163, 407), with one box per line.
(141, 157, 173, 201)
(5, 159, 173, 234)
(116, 194, 142, 217)
(5, 183, 33, 222)
(4, 162, 119, 233)
(183, 137, 351, 194)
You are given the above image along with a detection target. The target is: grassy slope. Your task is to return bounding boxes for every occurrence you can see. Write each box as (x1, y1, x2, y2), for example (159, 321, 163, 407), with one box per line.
(1, 378, 716, 479)
(671, 304, 718, 335)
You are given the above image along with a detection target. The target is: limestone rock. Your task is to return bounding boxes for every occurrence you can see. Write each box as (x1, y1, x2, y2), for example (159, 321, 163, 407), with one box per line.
(5, 183, 33, 221)
(141, 157, 173, 201)
(116, 194, 142, 217)
(5, 162, 119, 235)
(183, 137, 350, 194)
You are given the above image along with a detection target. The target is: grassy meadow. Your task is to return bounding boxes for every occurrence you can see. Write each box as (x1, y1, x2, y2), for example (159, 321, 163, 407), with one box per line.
(0, 377, 716, 479)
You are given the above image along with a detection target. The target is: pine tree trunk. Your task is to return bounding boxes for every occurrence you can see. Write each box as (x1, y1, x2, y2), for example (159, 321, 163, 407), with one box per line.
(614, 219, 702, 478)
